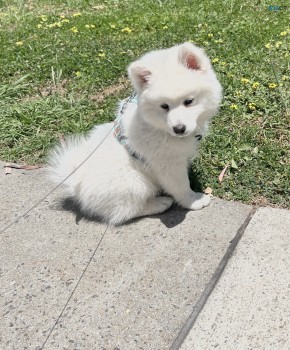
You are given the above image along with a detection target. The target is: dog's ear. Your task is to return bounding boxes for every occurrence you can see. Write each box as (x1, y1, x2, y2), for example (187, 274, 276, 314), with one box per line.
(178, 42, 210, 72)
(128, 61, 151, 92)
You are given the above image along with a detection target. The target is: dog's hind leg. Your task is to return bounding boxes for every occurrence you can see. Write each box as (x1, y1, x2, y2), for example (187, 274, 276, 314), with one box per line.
(109, 196, 173, 225)
(139, 196, 174, 217)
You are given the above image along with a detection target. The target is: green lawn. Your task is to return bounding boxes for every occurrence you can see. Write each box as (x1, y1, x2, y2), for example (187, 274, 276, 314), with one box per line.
(0, 0, 289, 207)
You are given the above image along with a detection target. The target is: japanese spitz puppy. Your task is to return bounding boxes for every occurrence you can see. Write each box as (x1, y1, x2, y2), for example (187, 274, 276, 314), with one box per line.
(48, 43, 222, 225)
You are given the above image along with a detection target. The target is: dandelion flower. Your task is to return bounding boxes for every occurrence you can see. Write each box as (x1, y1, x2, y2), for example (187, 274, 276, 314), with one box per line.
(268, 83, 278, 89)
(90, 24, 95, 28)
(121, 27, 132, 33)
(252, 82, 260, 89)
(37, 24, 43, 29)
(212, 58, 219, 63)
(15, 41, 23, 46)
(85, 24, 90, 29)
(75, 71, 81, 77)
(73, 12, 82, 17)
(230, 104, 238, 110)
(207, 33, 214, 38)
(163, 25, 168, 29)
(248, 102, 256, 110)
(280, 31, 287, 36)
(282, 75, 288, 81)
(70, 27, 78, 33)
(275, 41, 282, 48)
(241, 78, 250, 84)
(98, 53, 105, 57)
(40, 15, 48, 22)
(110, 24, 116, 29)
(265, 43, 271, 49)
(61, 19, 70, 23)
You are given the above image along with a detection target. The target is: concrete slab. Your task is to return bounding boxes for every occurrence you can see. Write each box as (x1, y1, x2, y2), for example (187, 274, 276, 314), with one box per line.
(0, 164, 108, 349)
(180, 207, 290, 350)
(0, 163, 252, 349)
(39, 203, 251, 349)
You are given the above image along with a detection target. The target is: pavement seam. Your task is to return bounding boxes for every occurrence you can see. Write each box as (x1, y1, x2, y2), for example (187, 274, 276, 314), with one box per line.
(170, 207, 257, 350)
(39, 224, 110, 350)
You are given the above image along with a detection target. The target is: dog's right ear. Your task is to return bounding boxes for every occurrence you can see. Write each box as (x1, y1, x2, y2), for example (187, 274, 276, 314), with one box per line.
(128, 61, 152, 93)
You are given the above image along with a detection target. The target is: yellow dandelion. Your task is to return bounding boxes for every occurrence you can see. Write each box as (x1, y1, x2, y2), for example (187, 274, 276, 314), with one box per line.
(203, 41, 209, 45)
(59, 15, 66, 19)
(212, 58, 219, 63)
(98, 53, 105, 57)
(110, 24, 116, 29)
(275, 41, 282, 48)
(85, 24, 90, 29)
(207, 33, 214, 38)
(40, 15, 48, 22)
(268, 83, 278, 89)
(234, 90, 242, 97)
(15, 41, 23, 46)
(230, 104, 238, 110)
(75, 71, 81, 77)
(70, 27, 78, 33)
(248, 102, 256, 110)
(280, 31, 287, 36)
(37, 24, 43, 29)
(73, 12, 82, 17)
(90, 24, 95, 28)
(252, 82, 260, 89)
(241, 78, 250, 84)
(265, 43, 271, 49)
(220, 61, 227, 66)
(61, 19, 70, 23)
(163, 25, 168, 29)
(282, 75, 288, 81)
(227, 73, 234, 78)
(121, 27, 133, 33)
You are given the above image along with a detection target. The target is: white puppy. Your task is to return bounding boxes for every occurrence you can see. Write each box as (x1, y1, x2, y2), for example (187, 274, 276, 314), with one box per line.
(48, 42, 222, 225)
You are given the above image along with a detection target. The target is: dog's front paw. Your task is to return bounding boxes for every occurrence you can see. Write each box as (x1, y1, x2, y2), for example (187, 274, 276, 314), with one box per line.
(185, 192, 211, 210)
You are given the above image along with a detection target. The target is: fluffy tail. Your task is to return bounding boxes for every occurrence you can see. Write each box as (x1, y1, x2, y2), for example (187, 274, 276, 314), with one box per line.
(47, 134, 87, 188)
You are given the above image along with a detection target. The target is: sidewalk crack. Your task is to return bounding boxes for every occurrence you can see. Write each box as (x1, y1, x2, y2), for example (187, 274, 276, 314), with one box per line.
(170, 207, 257, 350)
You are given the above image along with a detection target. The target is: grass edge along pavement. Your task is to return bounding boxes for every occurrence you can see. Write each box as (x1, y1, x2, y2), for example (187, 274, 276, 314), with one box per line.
(0, 0, 289, 208)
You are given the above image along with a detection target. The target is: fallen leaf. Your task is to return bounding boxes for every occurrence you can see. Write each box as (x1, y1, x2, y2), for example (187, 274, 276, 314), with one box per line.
(218, 164, 229, 183)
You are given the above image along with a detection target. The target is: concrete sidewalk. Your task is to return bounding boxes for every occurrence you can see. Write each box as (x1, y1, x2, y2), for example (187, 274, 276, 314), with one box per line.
(0, 161, 289, 350)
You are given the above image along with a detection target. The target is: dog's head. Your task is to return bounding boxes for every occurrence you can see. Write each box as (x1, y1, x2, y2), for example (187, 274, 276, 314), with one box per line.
(128, 42, 222, 138)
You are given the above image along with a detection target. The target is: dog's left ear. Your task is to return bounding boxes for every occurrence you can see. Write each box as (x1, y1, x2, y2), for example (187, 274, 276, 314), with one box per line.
(128, 61, 151, 93)
(178, 42, 210, 72)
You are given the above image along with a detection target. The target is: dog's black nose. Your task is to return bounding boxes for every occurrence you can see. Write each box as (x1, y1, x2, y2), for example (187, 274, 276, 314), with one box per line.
(173, 124, 186, 135)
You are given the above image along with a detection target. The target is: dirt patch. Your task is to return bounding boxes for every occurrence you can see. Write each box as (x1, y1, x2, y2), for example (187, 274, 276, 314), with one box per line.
(38, 79, 68, 98)
(90, 77, 130, 103)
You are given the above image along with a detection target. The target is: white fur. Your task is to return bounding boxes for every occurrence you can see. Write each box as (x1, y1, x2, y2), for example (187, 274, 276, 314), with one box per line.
(47, 43, 222, 225)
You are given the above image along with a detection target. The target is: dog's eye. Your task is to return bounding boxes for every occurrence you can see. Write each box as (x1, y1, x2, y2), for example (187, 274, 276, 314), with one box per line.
(160, 103, 170, 111)
(184, 98, 194, 106)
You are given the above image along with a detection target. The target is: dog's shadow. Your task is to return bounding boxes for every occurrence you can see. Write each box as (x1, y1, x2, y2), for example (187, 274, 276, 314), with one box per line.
(56, 170, 202, 229)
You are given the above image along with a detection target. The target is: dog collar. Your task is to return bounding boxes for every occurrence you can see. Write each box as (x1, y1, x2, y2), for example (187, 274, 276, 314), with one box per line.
(113, 93, 146, 163)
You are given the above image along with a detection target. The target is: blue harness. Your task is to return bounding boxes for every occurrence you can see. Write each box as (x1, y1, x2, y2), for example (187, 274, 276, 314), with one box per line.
(113, 94, 145, 162)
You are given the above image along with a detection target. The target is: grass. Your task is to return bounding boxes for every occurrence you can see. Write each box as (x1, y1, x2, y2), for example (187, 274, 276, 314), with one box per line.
(0, 0, 289, 207)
